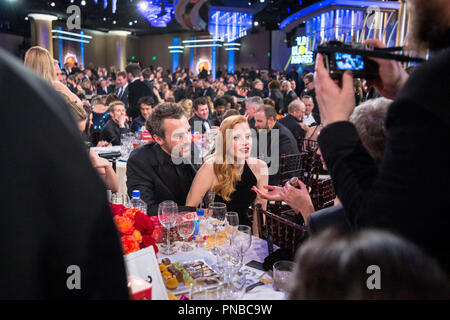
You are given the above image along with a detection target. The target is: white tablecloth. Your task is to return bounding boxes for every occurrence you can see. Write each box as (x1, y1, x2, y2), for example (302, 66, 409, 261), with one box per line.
(158, 236, 284, 300)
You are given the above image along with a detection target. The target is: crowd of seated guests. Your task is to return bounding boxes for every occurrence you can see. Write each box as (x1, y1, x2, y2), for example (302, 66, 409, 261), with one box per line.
(20, 0, 450, 298)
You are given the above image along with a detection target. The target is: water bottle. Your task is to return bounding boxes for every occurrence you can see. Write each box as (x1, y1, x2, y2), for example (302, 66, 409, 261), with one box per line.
(130, 190, 147, 215)
(194, 209, 208, 248)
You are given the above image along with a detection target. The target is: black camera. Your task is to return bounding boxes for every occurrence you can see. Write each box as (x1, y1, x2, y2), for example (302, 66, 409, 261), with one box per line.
(316, 41, 426, 80)
(316, 41, 379, 79)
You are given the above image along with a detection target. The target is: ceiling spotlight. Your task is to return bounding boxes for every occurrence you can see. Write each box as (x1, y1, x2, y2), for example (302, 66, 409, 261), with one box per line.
(254, 21, 259, 27)
(81, 0, 86, 6)
(134, 20, 138, 24)
(129, 21, 133, 26)
(113, 20, 117, 24)
(25, 17, 29, 21)
(260, 0, 265, 3)
(103, 17, 107, 21)
(50, 2, 55, 7)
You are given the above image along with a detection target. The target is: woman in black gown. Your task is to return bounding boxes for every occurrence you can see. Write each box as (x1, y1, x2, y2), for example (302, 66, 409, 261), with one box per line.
(186, 115, 268, 233)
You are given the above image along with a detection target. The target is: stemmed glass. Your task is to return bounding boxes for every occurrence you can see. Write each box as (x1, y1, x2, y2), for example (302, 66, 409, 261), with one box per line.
(231, 225, 252, 270)
(207, 202, 227, 255)
(225, 212, 239, 245)
(158, 200, 178, 255)
(177, 213, 195, 252)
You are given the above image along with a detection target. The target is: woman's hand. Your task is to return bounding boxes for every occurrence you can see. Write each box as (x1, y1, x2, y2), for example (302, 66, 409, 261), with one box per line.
(314, 53, 356, 126)
(251, 185, 284, 201)
(281, 181, 315, 221)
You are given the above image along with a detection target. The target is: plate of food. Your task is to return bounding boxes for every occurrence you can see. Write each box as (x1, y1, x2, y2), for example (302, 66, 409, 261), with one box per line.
(158, 257, 221, 295)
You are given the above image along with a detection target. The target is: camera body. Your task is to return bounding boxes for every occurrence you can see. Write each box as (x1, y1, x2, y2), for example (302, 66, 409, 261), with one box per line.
(316, 41, 379, 79)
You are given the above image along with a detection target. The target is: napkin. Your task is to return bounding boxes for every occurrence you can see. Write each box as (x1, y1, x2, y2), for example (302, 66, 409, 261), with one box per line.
(205, 230, 228, 248)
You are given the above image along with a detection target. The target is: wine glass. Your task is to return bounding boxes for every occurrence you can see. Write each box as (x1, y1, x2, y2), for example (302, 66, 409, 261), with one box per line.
(222, 271, 246, 300)
(207, 202, 227, 255)
(225, 212, 239, 245)
(189, 277, 223, 300)
(231, 225, 252, 270)
(177, 213, 195, 252)
(157, 200, 178, 255)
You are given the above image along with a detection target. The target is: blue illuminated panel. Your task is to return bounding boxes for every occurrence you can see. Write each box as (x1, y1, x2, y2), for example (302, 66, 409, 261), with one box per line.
(190, 36, 194, 74)
(137, 0, 175, 28)
(209, 10, 253, 42)
(228, 49, 235, 74)
(58, 27, 63, 69)
(280, 0, 400, 30)
(80, 30, 85, 68)
(172, 37, 180, 73)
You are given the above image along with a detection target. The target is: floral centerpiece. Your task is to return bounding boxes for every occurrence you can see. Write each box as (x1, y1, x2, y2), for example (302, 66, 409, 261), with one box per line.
(110, 204, 159, 255)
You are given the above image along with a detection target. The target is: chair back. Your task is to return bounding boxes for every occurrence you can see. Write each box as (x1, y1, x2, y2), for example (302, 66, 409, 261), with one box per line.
(256, 204, 308, 258)
(311, 178, 336, 210)
(279, 152, 305, 186)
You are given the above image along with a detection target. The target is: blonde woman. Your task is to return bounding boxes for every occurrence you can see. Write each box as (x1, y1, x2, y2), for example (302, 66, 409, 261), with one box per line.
(186, 115, 268, 234)
(179, 98, 193, 119)
(24, 46, 82, 107)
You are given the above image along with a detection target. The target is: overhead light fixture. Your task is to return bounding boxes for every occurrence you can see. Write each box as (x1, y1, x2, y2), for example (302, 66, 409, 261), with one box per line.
(169, 50, 183, 54)
(108, 30, 131, 36)
(50, 2, 55, 7)
(225, 48, 240, 51)
(209, 10, 253, 42)
(182, 39, 222, 44)
(81, 0, 86, 6)
(137, 0, 175, 28)
(52, 30, 93, 39)
(254, 21, 259, 26)
(52, 36, 90, 44)
(27, 13, 58, 21)
(184, 44, 223, 48)
(223, 43, 241, 46)
(168, 45, 185, 49)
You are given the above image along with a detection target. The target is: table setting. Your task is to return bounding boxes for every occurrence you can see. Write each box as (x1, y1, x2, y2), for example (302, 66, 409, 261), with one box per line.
(112, 199, 293, 300)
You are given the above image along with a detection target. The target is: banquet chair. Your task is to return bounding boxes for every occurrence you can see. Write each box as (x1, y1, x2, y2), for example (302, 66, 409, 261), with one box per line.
(255, 204, 308, 258)
(279, 152, 306, 186)
(310, 178, 336, 211)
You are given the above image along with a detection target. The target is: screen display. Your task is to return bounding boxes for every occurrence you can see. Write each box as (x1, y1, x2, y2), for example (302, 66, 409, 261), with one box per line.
(335, 52, 364, 70)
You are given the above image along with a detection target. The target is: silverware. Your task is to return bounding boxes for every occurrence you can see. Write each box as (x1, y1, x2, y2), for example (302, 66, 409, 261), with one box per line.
(245, 281, 265, 293)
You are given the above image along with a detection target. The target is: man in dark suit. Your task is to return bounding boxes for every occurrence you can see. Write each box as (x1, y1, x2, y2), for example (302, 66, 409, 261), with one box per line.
(131, 96, 154, 132)
(189, 97, 215, 134)
(278, 99, 308, 141)
(303, 72, 321, 124)
(0, 48, 128, 299)
(115, 71, 129, 108)
(314, 0, 450, 274)
(173, 80, 187, 102)
(254, 105, 300, 185)
(281, 80, 298, 114)
(127, 103, 200, 216)
(247, 79, 265, 98)
(97, 78, 113, 95)
(268, 80, 285, 114)
(201, 79, 216, 101)
(100, 101, 131, 145)
(125, 63, 153, 119)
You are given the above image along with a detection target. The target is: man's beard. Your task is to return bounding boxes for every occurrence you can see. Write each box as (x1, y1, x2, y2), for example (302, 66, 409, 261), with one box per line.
(408, 0, 450, 52)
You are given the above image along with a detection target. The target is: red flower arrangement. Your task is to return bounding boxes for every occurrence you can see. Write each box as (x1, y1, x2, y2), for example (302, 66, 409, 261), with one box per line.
(110, 204, 158, 255)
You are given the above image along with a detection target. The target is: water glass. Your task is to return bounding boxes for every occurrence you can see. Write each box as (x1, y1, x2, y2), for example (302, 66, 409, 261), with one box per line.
(158, 200, 178, 255)
(222, 271, 246, 300)
(225, 212, 239, 245)
(177, 213, 195, 252)
(273, 260, 296, 292)
(231, 225, 252, 270)
(189, 277, 223, 300)
(207, 202, 227, 255)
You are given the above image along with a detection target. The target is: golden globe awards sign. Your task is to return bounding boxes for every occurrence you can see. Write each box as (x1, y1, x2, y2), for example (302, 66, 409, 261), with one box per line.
(291, 36, 314, 65)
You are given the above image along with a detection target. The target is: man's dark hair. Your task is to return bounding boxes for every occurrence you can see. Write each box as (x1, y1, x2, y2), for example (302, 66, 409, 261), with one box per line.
(221, 94, 235, 108)
(193, 97, 209, 111)
(138, 96, 155, 107)
(141, 68, 152, 80)
(304, 73, 314, 83)
(125, 63, 141, 78)
(268, 80, 280, 90)
(256, 104, 278, 121)
(117, 71, 127, 79)
(146, 102, 186, 139)
(214, 97, 227, 109)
